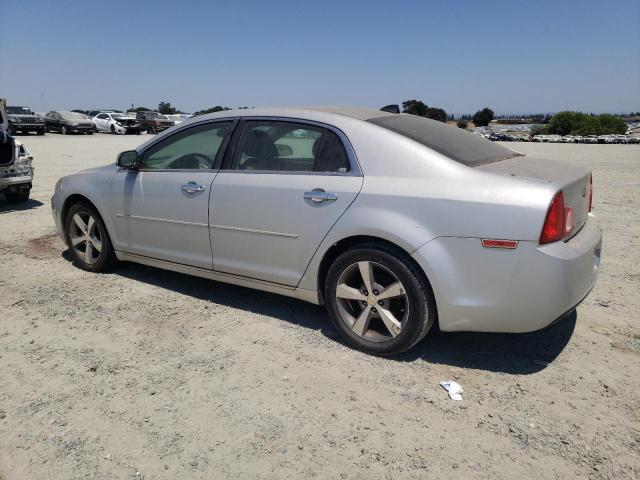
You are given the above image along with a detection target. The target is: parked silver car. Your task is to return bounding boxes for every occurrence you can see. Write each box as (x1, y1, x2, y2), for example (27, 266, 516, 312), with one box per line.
(51, 107, 602, 355)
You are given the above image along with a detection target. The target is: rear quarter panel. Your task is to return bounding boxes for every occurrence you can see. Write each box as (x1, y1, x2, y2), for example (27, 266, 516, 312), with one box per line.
(297, 123, 556, 293)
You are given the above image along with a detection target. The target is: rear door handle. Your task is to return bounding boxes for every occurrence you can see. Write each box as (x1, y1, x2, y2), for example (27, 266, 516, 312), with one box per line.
(181, 181, 206, 194)
(304, 189, 338, 203)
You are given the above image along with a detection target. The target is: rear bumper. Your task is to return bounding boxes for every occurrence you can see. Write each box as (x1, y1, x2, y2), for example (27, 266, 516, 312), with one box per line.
(0, 174, 32, 191)
(412, 215, 602, 332)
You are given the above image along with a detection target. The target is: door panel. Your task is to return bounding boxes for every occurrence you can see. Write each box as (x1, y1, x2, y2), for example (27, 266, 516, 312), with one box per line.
(210, 173, 362, 285)
(109, 120, 234, 268)
(110, 170, 218, 268)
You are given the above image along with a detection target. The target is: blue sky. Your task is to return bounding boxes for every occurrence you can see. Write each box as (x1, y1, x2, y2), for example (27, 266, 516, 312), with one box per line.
(2, 0, 639, 114)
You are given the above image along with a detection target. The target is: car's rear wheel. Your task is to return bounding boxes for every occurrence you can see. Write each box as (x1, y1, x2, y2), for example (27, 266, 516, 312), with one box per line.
(64, 201, 116, 272)
(147, 125, 155, 134)
(325, 245, 435, 355)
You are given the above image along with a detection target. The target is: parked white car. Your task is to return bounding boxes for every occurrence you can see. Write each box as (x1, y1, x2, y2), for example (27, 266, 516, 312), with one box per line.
(165, 114, 193, 125)
(51, 107, 602, 355)
(92, 112, 143, 135)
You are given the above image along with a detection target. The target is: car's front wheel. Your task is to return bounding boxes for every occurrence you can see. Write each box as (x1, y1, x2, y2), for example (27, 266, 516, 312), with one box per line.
(325, 245, 436, 356)
(64, 202, 116, 272)
(61, 125, 68, 135)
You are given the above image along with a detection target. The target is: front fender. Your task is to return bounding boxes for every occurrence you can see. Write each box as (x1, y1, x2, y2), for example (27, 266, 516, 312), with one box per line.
(53, 166, 120, 249)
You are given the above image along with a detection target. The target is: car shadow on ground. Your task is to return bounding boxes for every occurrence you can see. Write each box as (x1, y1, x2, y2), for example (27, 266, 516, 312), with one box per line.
(85, 259, 576, 375)
(0, 197, 44, 213)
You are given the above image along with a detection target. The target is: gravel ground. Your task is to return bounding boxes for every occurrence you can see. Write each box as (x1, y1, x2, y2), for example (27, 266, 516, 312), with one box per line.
(1, 134, 639, 479)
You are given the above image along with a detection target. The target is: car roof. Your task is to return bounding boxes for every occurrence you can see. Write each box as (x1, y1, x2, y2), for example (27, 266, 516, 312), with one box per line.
(194, 106, 396, 123)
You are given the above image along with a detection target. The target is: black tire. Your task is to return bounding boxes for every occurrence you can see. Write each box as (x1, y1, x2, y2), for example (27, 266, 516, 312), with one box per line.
(6, 125, 13, 136)
(324, 244, 436, 356)
(61, 125, 68, 135)
(110, 125, 117, 134)
(37, 128, 45, 135)
(4, 188, 30, 203)
(147, 125, 155, 134)
(64, 201, 116, 272)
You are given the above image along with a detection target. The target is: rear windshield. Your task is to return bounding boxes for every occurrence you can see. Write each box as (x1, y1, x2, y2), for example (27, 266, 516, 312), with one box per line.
(367, 114, 519, 166)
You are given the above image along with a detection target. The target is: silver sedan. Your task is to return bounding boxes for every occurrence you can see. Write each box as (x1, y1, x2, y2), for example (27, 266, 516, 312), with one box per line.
(51, 107, 602, 355)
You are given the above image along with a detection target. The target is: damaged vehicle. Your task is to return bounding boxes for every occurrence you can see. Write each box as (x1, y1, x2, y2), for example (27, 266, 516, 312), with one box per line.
(6, 105, 46, 136)
(1, 98, 34, 203)
(92, 112, 142, 135)
(135, 111, 175, 134)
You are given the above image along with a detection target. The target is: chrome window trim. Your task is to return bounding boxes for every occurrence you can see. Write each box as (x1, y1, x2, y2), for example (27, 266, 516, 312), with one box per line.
(220, 116, 362, 177)
(136, 118, 239, 169)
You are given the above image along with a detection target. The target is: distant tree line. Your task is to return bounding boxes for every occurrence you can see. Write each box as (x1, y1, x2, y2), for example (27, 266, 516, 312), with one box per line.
(193, 106, 232, 116)
(535, 111, 628, 136)
(401, 101, 495, 128)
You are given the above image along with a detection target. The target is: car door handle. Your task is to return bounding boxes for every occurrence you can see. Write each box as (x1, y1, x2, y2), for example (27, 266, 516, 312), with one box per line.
(304, 189, 338, 203)
(181, 182, 206, 194)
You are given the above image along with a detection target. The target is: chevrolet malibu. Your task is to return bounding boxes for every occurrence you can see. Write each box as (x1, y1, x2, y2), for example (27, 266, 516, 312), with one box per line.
(51, 107, 602, 355)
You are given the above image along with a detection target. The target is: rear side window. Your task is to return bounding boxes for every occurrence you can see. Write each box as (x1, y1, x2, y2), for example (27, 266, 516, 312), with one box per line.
(230, 120, 351, 173)
(368, 114, 518, 166)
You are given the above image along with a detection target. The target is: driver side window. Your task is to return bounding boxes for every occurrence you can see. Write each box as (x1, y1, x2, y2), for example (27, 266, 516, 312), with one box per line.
(142, 121, 233, 170)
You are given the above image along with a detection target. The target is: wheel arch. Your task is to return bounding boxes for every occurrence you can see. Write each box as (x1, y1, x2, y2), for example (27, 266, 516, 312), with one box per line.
(60, 194, 114, 244)
(316, 235, 435, 306)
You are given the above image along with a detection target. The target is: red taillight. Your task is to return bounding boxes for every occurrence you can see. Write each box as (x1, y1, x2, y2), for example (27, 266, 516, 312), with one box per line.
(540, 191, 565, 244)
(588, 175, 593, 212)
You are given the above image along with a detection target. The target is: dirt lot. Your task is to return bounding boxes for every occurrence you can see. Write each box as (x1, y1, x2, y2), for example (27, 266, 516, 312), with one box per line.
(1, 134, 639, 479)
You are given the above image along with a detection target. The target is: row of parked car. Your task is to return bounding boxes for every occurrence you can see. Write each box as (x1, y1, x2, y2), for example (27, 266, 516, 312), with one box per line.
(473, 128, 640, 144)
(5, 106, 193, 136)
(531, 134, 640, 144)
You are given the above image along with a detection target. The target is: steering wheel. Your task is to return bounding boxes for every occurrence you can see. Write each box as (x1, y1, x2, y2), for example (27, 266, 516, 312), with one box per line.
(167, 153, 212, 169)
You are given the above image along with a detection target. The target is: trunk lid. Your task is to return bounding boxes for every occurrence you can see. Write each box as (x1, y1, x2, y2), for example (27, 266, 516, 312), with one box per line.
(478, 155, 591, 239)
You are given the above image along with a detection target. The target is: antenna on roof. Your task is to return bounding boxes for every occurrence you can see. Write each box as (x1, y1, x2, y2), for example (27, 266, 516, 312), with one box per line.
(380, 104, 400, 114)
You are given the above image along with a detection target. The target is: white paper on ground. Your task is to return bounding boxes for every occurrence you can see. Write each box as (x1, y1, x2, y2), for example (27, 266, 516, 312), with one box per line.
(440, 380, 464, 400)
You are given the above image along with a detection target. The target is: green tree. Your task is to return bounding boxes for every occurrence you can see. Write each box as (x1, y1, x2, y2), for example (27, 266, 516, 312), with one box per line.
(472, 107, 494, 127)
(425, 107, 448, 123)
(456, 120, 468, 129)
(127, 106, 152, 113)
(597, 113, 627, 134)
(547, 111, 627, 135)
(402, 99, 448, 123)
(158, 102, 177, 115)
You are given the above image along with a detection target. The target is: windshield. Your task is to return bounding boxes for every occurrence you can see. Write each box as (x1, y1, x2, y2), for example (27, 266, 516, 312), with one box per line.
(7, 106, 33, 115)
(367, 114, 519, 166)
(60, 111, 89, 120)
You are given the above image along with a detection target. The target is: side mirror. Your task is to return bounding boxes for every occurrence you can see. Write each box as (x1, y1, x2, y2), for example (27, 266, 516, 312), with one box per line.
(117, 150, 139, 169)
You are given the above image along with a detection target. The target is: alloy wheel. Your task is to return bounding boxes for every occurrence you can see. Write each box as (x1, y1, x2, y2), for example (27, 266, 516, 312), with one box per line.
(335, 261, 409, 342)
(69, 212, 102, 264)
